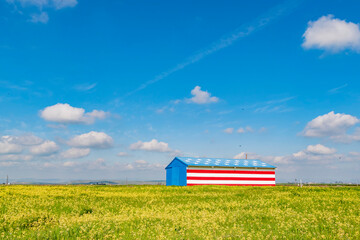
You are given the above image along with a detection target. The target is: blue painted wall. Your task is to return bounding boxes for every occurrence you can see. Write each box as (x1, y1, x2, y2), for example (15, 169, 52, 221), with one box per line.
(165, 158, 187, 186)
(166, 168, 172, 186)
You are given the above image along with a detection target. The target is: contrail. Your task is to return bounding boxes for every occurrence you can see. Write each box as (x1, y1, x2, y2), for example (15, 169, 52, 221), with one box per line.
(124, 0, 302, 98)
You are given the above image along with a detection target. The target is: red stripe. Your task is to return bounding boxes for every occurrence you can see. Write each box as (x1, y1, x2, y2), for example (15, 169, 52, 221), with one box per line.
(187, 177, 275, 181)
(187, 169, 275, 174)
(187, 184, 276, 186)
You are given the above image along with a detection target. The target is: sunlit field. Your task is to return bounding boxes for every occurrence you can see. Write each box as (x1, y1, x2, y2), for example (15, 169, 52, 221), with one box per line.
(1, 185, 359, 239)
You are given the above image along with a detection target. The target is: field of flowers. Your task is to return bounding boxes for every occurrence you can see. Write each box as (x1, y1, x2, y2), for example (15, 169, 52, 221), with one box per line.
(0, 185, 359, 239)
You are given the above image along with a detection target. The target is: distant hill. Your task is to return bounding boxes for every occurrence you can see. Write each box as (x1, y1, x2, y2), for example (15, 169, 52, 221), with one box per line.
(8, 179, 166, 185)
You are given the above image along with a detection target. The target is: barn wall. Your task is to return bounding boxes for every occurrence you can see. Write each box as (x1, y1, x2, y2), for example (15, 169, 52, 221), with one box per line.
(186, 167, 275, 186)
(166, 159, 187, 186)
(178, 166, 187, 186)
(166, 168, 172, 186)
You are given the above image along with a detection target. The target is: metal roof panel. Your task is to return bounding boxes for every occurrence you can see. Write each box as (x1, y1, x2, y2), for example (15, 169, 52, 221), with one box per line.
(175, 157, 276, 168)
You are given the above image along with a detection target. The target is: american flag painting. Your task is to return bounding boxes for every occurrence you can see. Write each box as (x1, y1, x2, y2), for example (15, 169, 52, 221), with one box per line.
(165, 157, 276, 186)
(186, 168, 275, 186)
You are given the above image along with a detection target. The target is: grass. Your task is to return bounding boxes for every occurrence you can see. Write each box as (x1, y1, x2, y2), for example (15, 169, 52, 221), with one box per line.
(0, 185, 359, 239)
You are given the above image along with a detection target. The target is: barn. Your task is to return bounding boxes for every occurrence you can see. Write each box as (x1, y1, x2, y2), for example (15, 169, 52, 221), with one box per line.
(165, 157, 276, 186)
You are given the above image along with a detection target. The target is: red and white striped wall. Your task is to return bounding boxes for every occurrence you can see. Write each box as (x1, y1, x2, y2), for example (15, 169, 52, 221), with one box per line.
(186, 167, 275, 186)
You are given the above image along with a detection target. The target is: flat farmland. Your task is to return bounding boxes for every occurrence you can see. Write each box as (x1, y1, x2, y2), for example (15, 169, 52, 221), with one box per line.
(0, 185, 359, 239)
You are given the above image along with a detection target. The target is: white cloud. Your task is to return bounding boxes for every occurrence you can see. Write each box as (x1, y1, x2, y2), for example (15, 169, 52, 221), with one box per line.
(187, 86, 219, 104)
(302, 15, 360, 53)
(117, 152, 128, 157)
(59, 158, 164, 172)
(52, 0, 77, 9)
(29, 12, 48, 23)
(29, 140, 59, 155)
(330, 127, 360, 143)
(237, 126, 254, 134)
(302, 111, 359, 138)
(223, 128, 234, 134)
(0, 137, 23, 154)
(63, 158, 105, 169)
(225, 127, 255, 135)
(134, 160, 147, 165)
(123, 160, 165, 170)
(88, 158, 106, 170)
(0, 161, 19, 167)
(292, 145, 339, 162)
(237, 128, 245, 133)
(0, 141, 22, 154)
(46, 124, 67, 129)
(270, 156, 291, 165)
(168, 149, 182, 158)
(7, 0, 77, 23)
(349, 152, 360, 157)
(63, 158, 106, 169)
(7, 0, 47, 8)
(234, 144, 340, 166)
(0, 154, 33, 161)
(40, 103, 108, 124)
(130, 139, 172, 152)
(234, 152, 292, 165)
(86, 110, 107, 120)
(4, 134, 43, 146)
(347, 152, 360, 162)
(61, 148, 90, 159)
(306, 144, 336, 155)
(63, 161, 77, 167)
(8, 0, 77, 9)
(233, 152, 261, 160)
(40, 103, 84, 123)
(67, 131, 113, 149)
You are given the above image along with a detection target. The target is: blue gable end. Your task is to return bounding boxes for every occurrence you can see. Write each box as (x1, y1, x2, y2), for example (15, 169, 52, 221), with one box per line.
(165, 157, 188, 169)
(165, 158, 187, 186)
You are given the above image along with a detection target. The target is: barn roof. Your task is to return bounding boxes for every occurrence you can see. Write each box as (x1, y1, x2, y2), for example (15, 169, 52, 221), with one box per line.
(170, 157, 276, 168)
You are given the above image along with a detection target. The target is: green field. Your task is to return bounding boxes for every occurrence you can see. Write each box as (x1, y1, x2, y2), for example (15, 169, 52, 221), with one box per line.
(0, 185, 359, 239)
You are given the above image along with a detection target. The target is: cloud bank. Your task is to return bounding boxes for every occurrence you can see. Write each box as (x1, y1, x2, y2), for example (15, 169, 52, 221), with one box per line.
(0, 137, 23, 154)
(233, 143, 351, 167)
(61, 148, 91, 159)
(303, 15, 360, 53)
(29, 140, 59, 156)
(130, 139, 173, 153)
(67, 131, 113, 149)
(302, 111, 360, 142)
(40, 103, 108, 124)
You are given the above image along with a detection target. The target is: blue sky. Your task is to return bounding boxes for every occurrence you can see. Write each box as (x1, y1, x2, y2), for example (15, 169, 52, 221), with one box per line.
(1, 0, 360, 183)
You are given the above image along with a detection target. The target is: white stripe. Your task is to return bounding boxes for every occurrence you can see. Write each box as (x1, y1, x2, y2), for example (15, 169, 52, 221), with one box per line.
(187, 173, 275, 178)
(187, 180, 275, 185)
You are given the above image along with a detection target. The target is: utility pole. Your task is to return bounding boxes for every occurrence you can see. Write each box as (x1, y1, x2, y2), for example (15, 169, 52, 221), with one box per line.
(6, 175, 8, 185)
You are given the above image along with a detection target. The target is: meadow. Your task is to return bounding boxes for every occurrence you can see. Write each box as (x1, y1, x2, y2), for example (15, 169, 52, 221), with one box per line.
(0, 185, 359, 239)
